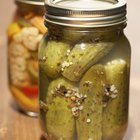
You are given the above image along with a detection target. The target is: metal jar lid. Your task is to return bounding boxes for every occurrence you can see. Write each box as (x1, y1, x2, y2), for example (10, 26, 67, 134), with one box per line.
(15, 0, 44, 6)
(44, 0, 127, 27)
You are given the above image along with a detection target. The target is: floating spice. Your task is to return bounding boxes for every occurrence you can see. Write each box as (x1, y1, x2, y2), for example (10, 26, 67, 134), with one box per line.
(51, 82, 87, 117)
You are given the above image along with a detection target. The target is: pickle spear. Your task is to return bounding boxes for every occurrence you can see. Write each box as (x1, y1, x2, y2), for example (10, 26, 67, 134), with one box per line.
(103, 59, 129, 140)
(62, 42, 114, 81)
(77, 65, 106, 140)
(40, 41, 70, 79)
(46, 77, 76, 140)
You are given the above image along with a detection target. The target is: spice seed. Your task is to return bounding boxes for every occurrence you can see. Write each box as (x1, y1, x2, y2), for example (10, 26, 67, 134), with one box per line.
(86, 118, 91, 123)
(71, 96, 76, 101)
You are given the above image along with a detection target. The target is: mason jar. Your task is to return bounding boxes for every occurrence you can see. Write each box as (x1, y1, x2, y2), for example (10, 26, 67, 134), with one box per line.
(7, 0, 47, 116)
(39, 0, 131, 139)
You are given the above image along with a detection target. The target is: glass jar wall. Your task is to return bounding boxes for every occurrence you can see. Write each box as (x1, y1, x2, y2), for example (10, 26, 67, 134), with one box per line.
(7, 0, 47, 116)
(39, 25, 131, 140)
(39, 0, 131, 139)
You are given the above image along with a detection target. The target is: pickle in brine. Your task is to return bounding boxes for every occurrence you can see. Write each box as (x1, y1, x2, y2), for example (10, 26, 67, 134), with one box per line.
(77, 65, 106, 140)
(40, 41, 70, 79)
(103, 59, 129, 140)
(62, 42, 114, 81)
(45, 78, 77, 140)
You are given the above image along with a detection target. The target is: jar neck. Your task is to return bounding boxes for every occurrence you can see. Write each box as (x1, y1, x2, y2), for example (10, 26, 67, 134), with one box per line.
(46, 21, 126, 30)
(15, 2, 44, 15)
(46, 22, 126, 41)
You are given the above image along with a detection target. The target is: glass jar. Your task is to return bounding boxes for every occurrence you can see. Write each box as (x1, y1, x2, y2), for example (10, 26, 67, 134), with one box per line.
(39, 0, 131, 139)
(7, 0, 47, 116)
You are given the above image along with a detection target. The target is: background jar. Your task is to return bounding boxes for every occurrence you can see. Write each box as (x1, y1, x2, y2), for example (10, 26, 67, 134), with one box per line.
(7, 0, 47, 116)
(39, 0, 131, 139)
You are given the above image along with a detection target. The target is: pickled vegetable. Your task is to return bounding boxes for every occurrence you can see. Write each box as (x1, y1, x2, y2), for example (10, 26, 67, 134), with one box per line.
(21, 85, 38, 98)
(10, 85, 38, 112)
(8, 8, 47, 114)
(77, 65, 106, 140)
(39, 24, 130, 139)
(30, 16, 47, 34)
(40, 41, 70, 79)
(45, 78, 76, 139)
(7, 22, 21, 37)
(16, 17, 32, 27)
(103, 59, 128, 140)
(27, 60, 38, 83)
(62, 42, 114, 81)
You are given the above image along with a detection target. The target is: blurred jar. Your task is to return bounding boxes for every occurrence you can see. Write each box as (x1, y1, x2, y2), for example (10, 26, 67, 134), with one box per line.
(39, 0, 131, 139)
(7, 0, 47, 116)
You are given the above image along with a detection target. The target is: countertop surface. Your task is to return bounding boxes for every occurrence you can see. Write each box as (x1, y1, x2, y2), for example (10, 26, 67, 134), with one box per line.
(0, 0, 140, 140)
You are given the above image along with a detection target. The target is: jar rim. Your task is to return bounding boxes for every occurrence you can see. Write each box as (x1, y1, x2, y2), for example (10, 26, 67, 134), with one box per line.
(46, 0, 126, 11)
(44, 0, 127, 27)
(15, 0, 44, 6)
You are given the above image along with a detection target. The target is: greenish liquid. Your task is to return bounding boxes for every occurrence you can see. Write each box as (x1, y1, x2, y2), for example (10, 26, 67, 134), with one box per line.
(39, 29, 131, 140)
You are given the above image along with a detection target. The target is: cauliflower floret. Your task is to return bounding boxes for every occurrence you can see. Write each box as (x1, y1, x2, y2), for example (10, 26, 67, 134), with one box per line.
(21, 27, 39, 36)
(9, 41, 30, 58)
(10, 57, 26, 72)
(23, 34, 43, 51)
(10, 64, 25, 72)
(23, 35, 38, 51)
(8, 26, 43, 86)
(12, 27, 43, 51)
(21, 27, 42, 51)
(15, 57, 26, 66)
(11, 71, 30, 86)
(35, 34, 43, 43)
(9, 61, 25, 72)
(13, 26, 39, 43)
(13, 32, 23, 43)
(9, 56, 29, 86)
(11, 71, 27, 81)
